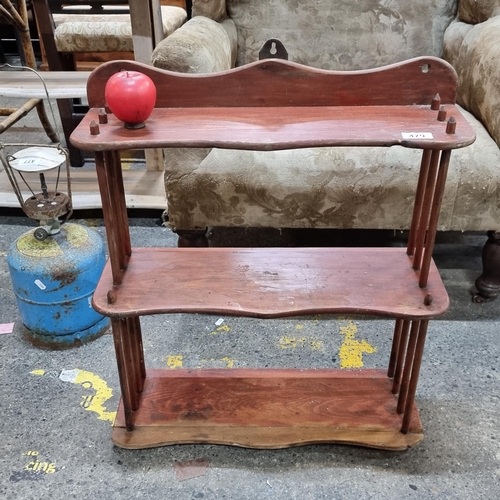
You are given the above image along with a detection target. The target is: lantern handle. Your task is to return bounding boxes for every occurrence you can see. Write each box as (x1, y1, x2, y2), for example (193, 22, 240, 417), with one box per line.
(0, 63, 62, 141)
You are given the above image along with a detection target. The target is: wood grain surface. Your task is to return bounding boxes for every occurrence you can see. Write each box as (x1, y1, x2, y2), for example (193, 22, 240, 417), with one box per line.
(71, 103, 475, 152)
(93, 247, 449, 319)
(112, 368, 423, 450)
(85, 57, 457, 108)
(71, 57, 475, 153)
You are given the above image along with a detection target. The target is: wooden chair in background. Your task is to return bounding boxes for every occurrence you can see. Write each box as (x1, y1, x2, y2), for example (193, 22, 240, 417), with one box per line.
(0, 0, 58, 143)
(31, 0, 188, 166)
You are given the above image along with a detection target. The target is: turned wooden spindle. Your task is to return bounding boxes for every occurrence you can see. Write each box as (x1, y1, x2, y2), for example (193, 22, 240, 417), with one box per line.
(446, 116, 457, 134)
(431, 93, 441, 110)
(388, 319, 404, 378)
(89, 120, 100, 135)
(99, 109, 108, 124)
(107, 289, 117, 304)
(437, 106, 447, 122)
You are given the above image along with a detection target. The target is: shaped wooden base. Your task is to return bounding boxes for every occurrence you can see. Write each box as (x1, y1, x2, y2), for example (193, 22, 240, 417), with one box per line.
(112, 369, 423, 451)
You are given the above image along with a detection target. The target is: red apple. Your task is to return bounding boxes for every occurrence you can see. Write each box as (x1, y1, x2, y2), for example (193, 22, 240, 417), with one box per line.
(105, 71, 157, 128)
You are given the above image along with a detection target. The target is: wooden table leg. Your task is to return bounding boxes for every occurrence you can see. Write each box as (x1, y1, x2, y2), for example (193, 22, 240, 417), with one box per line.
(407, 149, 432, 256)
(112, 318, 137, 431)
(397, 320, 421, 414)
(419, 149, 452, 288)
(129, 316, 146, 394)
(95, 146, 142, 431)
(401, 320, 429, 434)
(388, 319, 403, 378)
(413, 150, 441, 271)
(95, 150, 131, 286)
(391, 320, 410, 395)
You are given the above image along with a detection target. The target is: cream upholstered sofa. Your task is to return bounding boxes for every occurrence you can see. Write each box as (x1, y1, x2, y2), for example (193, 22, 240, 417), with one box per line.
(152, 0, 500, 300)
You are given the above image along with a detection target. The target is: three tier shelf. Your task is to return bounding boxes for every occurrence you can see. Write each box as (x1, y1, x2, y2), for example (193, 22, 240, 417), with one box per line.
(71, 56, 476, 450)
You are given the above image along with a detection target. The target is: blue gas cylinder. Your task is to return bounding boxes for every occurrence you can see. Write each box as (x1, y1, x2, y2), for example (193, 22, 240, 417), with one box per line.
(7, 223, 109, 349)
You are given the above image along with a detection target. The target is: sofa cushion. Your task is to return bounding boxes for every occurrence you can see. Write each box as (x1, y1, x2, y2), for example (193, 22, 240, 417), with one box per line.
(54, 6, 187, 52)
(152, 16, 236, 73)
(226, 0, 458, 69)
(163, 106, 500, 232)
(442, 20, 474, 63)
(443, 16, 500, 146)
(458, 0, 500, 24)
(192, 0, 227, 21)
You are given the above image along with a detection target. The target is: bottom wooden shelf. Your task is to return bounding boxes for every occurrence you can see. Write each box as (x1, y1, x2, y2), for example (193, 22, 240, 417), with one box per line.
(112, 368, 423, 451)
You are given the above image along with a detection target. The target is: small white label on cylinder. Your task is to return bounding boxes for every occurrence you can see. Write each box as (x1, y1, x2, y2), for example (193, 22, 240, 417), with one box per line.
(34, 279, 46, 290)
(59, 369, 79, 383)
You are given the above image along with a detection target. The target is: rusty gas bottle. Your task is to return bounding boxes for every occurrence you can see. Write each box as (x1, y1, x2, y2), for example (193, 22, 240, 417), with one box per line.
(7, 223, 109, 349)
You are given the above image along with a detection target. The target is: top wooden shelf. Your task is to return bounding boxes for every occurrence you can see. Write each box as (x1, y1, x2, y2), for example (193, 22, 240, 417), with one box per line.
(71, 103, 475, 152)
(70, 57, 476, 153)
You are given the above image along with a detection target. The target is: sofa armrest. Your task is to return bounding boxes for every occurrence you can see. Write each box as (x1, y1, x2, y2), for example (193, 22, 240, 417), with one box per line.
(151, 16, 236, 73)
(151, 14, 237, 224)
(443, 16, 500, 147)
(457, 0, 500, 24)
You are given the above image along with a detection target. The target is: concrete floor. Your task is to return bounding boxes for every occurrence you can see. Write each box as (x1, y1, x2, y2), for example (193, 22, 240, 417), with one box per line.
(1, 214, 499, 500)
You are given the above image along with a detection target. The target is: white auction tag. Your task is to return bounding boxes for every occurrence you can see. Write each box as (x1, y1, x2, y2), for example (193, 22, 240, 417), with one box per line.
(402, 132, 434, 139)
(18, 157, 40, 166)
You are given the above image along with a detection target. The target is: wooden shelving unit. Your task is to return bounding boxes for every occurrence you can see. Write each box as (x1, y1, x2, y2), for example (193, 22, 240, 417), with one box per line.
(71, 56, 476, 450)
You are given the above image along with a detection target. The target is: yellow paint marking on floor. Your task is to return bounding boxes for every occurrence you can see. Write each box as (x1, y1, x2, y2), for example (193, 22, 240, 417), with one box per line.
(21, 450, 56, 473)
(296, 324, 304, 330)
(278, 336, 303, 349)
(73, 369, 116, 423)
(278, 336, 324, 351)
(338, 320, 377, 369)
(19, 451, 57, 474)
(309, 339, 323, 351)
(220, 357, 235, 368)
(167, 355, 184, 369)
(201, 357, 236, 368)
(84, 219, 100, 227)
(210, 325, 231, 335)
(31, 368, 117, 424)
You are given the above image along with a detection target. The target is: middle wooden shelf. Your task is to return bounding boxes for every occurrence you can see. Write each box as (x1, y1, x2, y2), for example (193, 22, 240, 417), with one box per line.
(93, 247, 449, 319)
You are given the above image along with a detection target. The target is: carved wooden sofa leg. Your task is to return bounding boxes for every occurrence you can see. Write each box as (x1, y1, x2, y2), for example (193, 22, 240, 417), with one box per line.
(473, 230, 500, 303)
(176, 228, 209, 247)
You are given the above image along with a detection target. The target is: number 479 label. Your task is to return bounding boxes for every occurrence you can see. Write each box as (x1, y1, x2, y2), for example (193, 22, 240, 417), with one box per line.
(18, 158, 40, 166)
(402, 132, 434, 139)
